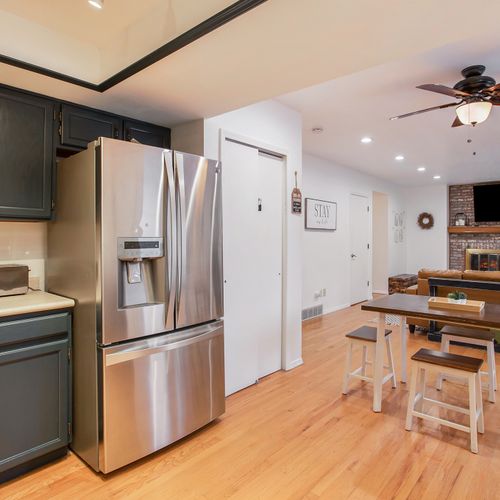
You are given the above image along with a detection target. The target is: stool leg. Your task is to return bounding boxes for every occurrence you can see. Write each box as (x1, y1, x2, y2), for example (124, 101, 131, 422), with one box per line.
(468, 374, 479, 454)
(436, 335, 449, 391)
(476, 373, 484, 435)
(416, 367, 426, 412)
(342, 341, 353, 395)
(493, 341, 497, 391)
(361, 345, 368, 377)
(370, 344, 376, 378)
(486, 342, 496, 403)
(405, 365, 418, 431)
(494, 349, 497, 391)
(385, 336, 397, 389)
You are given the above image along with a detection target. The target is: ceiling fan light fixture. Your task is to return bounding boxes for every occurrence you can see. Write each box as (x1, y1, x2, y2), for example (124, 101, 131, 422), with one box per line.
(88, 0, 103, 9)
(456, 100, 492, 126)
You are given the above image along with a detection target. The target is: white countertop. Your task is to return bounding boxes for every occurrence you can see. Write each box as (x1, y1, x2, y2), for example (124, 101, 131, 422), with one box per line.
(0, 290, 75, 318)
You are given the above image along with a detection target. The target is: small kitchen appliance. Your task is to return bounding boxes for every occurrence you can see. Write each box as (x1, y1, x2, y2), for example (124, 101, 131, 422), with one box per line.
(0, 264, 29, 297)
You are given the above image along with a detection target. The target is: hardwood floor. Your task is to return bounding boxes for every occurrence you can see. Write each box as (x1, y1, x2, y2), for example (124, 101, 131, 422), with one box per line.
(1, 302, 499, 499)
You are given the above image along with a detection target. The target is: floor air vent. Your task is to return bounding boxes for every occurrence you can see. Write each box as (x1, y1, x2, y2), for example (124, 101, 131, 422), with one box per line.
(302, 304, 323, 321)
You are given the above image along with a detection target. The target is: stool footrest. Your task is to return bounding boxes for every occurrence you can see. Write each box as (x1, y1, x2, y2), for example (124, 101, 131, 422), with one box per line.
(421, 396, 470, 415)
(410, 410, 471, 434)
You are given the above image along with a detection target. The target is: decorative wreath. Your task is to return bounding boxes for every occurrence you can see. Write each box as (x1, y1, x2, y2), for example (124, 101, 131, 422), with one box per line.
(417, 212, 434, 230)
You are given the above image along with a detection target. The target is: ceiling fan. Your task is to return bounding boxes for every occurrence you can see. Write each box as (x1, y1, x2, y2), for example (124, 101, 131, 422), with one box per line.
(390, 65, 500, 127)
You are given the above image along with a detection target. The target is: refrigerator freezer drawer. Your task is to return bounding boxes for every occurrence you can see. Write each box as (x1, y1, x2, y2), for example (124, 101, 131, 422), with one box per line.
(100, 321, 225, 473)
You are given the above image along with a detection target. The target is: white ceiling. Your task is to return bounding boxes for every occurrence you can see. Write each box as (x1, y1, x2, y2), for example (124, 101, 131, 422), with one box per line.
(278, 35, 500, 186)
(2, 0, 500, 132)
(0, 0, 163, 47)
(0, 0, 235, 82)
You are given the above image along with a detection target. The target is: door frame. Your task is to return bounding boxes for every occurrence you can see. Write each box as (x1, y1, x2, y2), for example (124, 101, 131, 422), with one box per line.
(349, 192, 372, 304)
(219, 129, 287, 371)
(371, 191, 389, 294)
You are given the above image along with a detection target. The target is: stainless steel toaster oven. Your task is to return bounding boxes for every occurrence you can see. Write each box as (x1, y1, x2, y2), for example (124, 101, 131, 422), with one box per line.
(0, 264, 29, 297)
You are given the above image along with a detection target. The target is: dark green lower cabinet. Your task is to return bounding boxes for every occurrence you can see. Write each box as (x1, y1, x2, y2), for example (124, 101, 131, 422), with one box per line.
(0, 312, 71, 483)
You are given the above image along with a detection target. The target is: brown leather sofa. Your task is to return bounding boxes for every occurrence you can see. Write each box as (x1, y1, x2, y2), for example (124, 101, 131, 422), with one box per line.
(405, 268, 500, 331)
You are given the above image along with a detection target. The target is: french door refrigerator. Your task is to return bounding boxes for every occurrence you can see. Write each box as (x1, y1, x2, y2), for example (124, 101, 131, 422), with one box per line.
(47, 138, 224, 473)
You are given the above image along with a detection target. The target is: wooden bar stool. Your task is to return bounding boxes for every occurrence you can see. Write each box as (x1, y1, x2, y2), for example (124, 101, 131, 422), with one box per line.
(436, 325, 497, 403)
(342, 326, 397, 396)
(406, 348, 484, 453)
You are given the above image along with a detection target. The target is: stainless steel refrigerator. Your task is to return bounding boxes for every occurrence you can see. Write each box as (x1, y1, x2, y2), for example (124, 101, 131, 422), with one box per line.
(47, 138, 224, 473)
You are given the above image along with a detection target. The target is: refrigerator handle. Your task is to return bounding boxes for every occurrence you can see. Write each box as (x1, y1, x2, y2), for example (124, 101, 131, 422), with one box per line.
(175, 153, 187, 314)
(104, 325, 223, 366)
(164, 151, 177, 329)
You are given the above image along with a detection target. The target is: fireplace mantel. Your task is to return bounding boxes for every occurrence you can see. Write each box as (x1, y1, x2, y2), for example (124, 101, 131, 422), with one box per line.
(448, 226, 500, 234)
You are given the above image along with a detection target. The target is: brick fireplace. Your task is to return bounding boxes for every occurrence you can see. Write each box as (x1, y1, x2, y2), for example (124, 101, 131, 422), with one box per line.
(448, 184, 500, 270)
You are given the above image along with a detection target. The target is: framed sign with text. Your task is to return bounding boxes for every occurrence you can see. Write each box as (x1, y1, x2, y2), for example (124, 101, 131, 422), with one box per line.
(305, 198, 337, 230)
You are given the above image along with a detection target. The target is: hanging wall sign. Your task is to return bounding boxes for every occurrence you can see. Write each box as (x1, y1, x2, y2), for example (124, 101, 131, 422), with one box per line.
(291, 171, 302, 214)
(305, 198, 337, 230)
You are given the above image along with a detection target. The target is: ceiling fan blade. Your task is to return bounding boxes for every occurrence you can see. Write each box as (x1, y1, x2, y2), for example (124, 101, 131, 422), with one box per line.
(483, 83, 500, 93)
(451, 116, 463, 127)
(417, 84, 471, 98)
(389, 102, 458, 121)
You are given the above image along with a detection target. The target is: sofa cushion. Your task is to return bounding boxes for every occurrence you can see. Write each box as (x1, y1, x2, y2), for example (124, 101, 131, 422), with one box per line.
(463, 270, 500, 282)
(418, 268, 463, 279)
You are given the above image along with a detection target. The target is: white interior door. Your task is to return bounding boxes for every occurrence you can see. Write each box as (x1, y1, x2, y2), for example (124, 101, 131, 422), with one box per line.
(350, 194, 370, 304)
(222, 139, 283, 395)
(256, 152, 283, 379)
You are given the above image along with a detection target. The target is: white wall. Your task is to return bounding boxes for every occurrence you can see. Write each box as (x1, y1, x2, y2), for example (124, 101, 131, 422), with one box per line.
(302, 153, 407, 313)
(204, 100, 303, 370)
(171, 119, 205, 156)
(404, 184, 448, 273)
(372, 192, 389, 293)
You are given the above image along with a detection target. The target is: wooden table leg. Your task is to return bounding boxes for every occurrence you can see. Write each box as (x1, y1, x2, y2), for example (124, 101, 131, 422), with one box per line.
(400, 316, 407, 383)
(373, 312, 386, 412)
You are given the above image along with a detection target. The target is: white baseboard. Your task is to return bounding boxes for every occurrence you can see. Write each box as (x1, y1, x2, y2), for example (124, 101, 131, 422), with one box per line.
(323, 303, 351, 315)
(285, 357, 304, 371)
(372, 289, 388, 295)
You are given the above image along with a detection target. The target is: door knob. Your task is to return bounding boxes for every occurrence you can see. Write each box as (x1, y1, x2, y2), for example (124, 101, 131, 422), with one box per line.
(351, 253, 357, 258)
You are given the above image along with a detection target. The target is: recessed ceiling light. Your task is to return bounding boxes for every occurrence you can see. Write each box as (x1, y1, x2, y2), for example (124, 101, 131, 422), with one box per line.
(433, 175, 441, 180)
(361, 136, 372, 144)
(417, 167, 426, 172)
(88, 0, 103, 9)
(395, 155, 405, 161)
(312, 127, 324, 134)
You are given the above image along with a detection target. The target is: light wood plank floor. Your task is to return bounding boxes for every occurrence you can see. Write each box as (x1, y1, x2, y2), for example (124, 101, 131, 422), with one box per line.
(1, 302, 499, 499)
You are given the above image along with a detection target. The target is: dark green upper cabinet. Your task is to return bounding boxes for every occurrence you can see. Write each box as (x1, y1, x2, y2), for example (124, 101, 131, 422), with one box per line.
(0, 87, 54, 219)
(60, 104, 122, 149)
(0, 84, 171, 220)
(123, 119, 171, 148)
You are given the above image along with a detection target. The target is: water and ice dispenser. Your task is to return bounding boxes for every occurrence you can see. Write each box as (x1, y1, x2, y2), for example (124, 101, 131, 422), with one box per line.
(117, 237, 164, 308)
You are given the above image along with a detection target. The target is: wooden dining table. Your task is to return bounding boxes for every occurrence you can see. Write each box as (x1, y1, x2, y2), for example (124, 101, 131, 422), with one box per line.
(361, 293, 500, 412)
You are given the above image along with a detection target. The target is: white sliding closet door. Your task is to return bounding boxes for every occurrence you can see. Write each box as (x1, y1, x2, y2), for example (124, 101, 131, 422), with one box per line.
(222, 139, 283, 396)
(256, 151, 283, 379)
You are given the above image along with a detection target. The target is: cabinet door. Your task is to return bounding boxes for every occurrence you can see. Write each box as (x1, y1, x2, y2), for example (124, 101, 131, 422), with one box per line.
(0, 88, 54, 219)
(123, 119, 171, 148)
(0, 338, 69, 474)
(60, 104, 122, 148)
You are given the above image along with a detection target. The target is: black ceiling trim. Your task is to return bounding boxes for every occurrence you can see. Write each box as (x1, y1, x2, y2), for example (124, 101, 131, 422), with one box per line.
(0, 0, 267, 93)
(0, 53, 100, 91)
